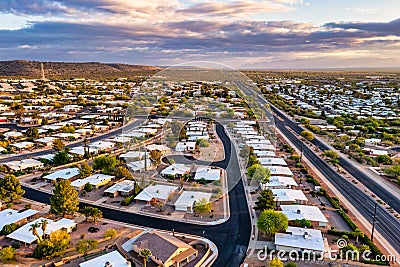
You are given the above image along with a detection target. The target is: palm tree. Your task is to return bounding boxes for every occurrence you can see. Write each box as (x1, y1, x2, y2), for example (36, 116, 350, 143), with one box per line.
(91, 208, 103, 224)
(82, 137, 90, 157)
(354, 228, 364, 244)
(29, 222, 42, 242)
(139, 248, 152, 267)
(40, 219, 49, 239)
(82, 206, 92, 222)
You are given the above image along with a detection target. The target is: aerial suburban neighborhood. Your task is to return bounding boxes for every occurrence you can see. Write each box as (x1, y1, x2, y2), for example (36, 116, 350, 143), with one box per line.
(0, 65, 398, 267)
(0, 1, 400, 266)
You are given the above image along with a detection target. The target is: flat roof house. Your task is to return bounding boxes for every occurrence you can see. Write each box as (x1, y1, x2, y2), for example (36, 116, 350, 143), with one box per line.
(262, 176, 298, 189)
(280, 205, 328, 227)
(4, 159, 44, 172)
(134, 185, 178, 204)
(160, 164, 191, 178)
(0, 209, 39, 232)
(71, 174, 114, 191)
(34, 137, 56, 146)
(259, 157, 287, 167)
(271, 189, 308, 205)
(43, 167, 80, 183)
(7, 218, 76, 245)
(267, 166, 293, 177)
(104, 180, 136, 197)
(174, 191, 212, 213)
(194, 166, 221, 181)
(275, 227, 325, 255)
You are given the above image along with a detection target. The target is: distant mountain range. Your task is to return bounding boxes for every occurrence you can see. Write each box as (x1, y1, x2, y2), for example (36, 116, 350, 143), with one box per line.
(0, 60, 162, 79)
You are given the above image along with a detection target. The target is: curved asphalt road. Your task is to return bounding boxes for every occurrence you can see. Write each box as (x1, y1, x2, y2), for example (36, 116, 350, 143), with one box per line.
(21, 123, 251, 267)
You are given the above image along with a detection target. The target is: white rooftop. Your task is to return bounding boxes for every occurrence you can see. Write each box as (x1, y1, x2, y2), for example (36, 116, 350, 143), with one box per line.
(7, 218, 76, 244)
(263, 176, 298, 188)
(275, 226, 324, 252)
(4, 159, 44, 171)
(194, 166, 221, 181)
(43, 168, 80, 181)
(259, 157, 287, 166)
(134, 184, 178, 202)
(71, 174, 114, 188)
(271, 189, 308, 203)
(0, 209, 39, 232)
(79, 250, 130, 267)
(280, 205, 328, 223)
(104, 180, 136, 194)
(267, 166, 293, 177)
(161, 164, 191, 176)
(126, 159, 152, 172)
(174, 191, 212, 208)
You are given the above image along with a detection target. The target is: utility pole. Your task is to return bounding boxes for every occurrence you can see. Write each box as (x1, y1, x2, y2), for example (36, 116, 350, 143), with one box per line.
(371, 202, 377, 241)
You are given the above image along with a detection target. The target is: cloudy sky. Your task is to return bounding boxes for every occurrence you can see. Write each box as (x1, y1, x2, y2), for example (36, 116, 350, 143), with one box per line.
(0, 0, 399, 69)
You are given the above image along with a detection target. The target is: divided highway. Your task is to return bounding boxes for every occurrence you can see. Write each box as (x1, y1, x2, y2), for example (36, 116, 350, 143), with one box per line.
(270, 105, 400, 254)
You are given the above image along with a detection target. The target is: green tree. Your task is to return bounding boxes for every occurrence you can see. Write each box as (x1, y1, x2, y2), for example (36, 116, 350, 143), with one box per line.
(0, 174, 25, 202)
(384, 165, 400, 179)
(291, 218, 312, 228)
(114, 166, 133, 179)
(322, 150, 339, 159)
(269, 258, 284, 267)
(247, 164, 270, 183)
(81, 206, 92, 222)
(76, 239, 97, 255)
(376, 155, 393, 165)
(239, 145, 250, 159)
(104, 228, 117, 239)
(149, 150, 162, 165)
(53, 150, 70, 165)
(40, 219, 49, 239)
(90, 207, 103, 223)
(354, 228, 364, 244)
(33, 230, 71, 259)
(340, 243, 359, 260)
(301, 130, 314, 141)
(84, 183, 93, 192)
(285, 262, 297, 267)
(254, 189, 276, 211)
(194, 198, 212, 213)
(93, 155, 116, 174)
(359, 244, 370, 253)
(50, 180, 79, 216)
(257, 210, 288, 236)
(196, 139, 210, 147)
(0, 246, 16, 263)
(0, 223, 19, 235)
(52, 138, 64, 152)
(26, 127, 39, 138)
(139, 248, 152, 267)
(79, 162, 92, 178)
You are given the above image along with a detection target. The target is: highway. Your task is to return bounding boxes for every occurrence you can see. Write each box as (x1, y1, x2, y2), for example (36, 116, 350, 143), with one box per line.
(271, 104, 400, 254)
(21, 122, 251, 267)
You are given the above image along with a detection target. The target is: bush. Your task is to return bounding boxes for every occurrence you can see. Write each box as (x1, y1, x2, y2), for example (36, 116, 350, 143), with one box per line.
(0, 223, 19, 236)
(104, 228, 117, 239)
(121, 195, 135, 206)
(84, 183, 93, 192)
